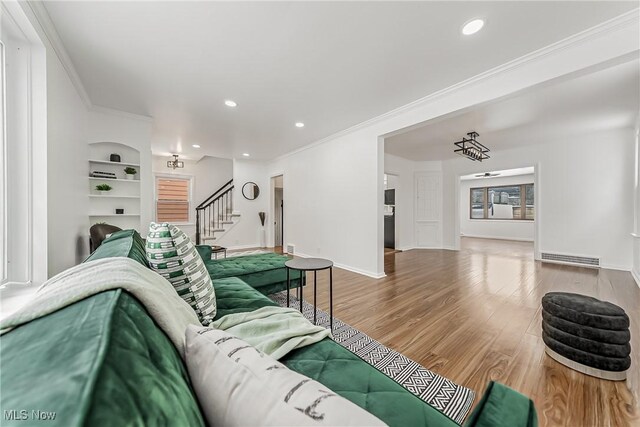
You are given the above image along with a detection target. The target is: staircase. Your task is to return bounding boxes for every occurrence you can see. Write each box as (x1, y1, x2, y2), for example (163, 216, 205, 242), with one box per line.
(195, 179, 240, 245)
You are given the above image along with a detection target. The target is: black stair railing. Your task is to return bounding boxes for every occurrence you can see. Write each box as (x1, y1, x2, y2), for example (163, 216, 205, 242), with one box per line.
(195, 179, 234, 245)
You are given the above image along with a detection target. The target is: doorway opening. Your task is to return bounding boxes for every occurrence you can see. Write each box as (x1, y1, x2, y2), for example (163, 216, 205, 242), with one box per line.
(384, 173, 398, 253)
(272, 175, 284, 252)
(459, 166, 536, 258)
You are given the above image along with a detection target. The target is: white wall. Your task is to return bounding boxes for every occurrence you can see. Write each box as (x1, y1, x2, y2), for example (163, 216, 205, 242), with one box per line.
(151, 155, 233, 239)
(46, 46, 89, 277)
(443, 128, 635, 270)
(459, 174, 535, 242)
(633, 127, 640, 284)
(47, 103, 153, 277)
(266, 133, 383, 277)
(216, 159, 269, 249)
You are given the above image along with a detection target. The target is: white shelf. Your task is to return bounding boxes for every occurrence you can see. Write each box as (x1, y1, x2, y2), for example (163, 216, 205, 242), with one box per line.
(89, 177, 140, 183)
(89, 159, 140, 167)
(89, 195, 140, 199)
(89, 214, 140, 217)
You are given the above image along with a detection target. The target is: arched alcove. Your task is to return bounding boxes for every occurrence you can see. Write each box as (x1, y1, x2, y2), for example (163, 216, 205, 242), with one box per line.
(88, 142, 141, 231)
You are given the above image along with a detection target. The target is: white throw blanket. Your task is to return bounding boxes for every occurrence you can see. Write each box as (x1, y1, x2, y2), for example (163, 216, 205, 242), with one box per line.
(0, 257, 201, 358)
(211, 306, 332, 360)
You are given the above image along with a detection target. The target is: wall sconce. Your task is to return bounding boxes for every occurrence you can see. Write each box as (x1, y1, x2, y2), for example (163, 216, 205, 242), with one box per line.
(167, 154, 184, 169)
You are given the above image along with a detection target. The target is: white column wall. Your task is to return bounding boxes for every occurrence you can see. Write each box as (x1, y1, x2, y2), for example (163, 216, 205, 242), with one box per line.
(633, 126, 640, 284)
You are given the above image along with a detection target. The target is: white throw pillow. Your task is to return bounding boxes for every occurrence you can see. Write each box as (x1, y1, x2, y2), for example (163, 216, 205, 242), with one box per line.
(185, 325, 387, 426)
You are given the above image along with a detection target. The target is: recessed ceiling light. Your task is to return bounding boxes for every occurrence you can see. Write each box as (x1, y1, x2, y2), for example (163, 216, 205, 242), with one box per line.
(192, 144, 200, 148)
(225, 100, 237, 107)
(242, 153, 250, 157)
(295, 122, 305, 128)
(462, 19, 484, 35)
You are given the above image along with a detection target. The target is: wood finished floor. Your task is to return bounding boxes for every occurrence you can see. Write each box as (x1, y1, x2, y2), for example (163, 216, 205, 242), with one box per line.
(282, 238, 639, 427)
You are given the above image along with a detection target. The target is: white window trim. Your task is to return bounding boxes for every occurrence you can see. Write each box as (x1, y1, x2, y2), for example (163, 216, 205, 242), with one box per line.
(154, 173, 194, 226)
(1, 2, 47, 287)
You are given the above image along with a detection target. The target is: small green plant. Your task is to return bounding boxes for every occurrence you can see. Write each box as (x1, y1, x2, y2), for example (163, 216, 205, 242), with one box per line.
(96, 184, 112, 191)
(124, 167, 137, 175)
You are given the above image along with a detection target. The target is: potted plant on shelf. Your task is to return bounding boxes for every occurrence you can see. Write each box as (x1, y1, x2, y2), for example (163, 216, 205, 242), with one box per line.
(96, 184, 112, 195)
(124, 167, 137, 180)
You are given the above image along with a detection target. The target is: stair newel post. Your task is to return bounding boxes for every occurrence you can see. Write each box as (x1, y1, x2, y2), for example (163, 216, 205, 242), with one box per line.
(196, 209, 201, 245)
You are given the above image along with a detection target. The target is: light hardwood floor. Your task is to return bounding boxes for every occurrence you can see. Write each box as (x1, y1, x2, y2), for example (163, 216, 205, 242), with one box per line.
(286, 238, 639, 427)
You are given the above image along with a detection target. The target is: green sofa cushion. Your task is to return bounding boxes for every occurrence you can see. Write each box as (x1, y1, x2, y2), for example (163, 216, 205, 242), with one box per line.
(85, 229, 149, 267)
(0, 290, 204, 427)
(205, 253, 300, 294)
(213, 276, 279, 319)
(195, 244, 212, 261)
(463, 381, 537, 427)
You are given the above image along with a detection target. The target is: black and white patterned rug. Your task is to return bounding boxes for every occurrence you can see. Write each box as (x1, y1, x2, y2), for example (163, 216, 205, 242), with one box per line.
(270, 291, 475, 425)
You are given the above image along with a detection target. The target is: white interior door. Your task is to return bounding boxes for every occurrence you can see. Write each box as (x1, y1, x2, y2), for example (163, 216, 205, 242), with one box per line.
(415, 172, 442, 248)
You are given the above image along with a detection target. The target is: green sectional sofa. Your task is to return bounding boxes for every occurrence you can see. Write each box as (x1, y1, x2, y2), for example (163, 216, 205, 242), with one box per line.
(202, 249, 300, 295)
(0, 230, 537, 426)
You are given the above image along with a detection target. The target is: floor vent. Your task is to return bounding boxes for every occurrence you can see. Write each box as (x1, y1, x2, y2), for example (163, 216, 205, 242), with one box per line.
(286, 244, 295, 255)
(541, 252, 600, 268)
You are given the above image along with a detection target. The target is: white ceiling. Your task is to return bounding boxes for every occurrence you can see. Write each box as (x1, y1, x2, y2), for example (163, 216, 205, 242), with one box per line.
(385, 59, 640, 161)
(43, 1, 638, 160)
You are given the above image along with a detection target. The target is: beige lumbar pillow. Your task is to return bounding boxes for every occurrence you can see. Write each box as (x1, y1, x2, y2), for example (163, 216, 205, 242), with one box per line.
(185, 325, 387, 426)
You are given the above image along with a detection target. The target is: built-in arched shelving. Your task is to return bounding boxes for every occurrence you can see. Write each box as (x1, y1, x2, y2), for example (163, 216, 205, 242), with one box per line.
(88, 142, 141, 231)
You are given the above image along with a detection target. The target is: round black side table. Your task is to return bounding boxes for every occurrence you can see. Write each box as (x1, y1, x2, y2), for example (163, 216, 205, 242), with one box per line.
(285, 258, 334, 331)
(210, 245, 227, 259)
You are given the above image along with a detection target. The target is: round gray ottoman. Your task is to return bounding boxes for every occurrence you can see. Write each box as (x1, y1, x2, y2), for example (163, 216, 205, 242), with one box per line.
(541, 292, 630, 381)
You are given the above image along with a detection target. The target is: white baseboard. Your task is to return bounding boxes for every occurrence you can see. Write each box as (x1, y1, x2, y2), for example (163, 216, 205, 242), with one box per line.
(632, 269, 640, 288)
(225, 243, 262, 251)
(396, 245, 457, 251)
(598, 262, 634, 272)
(294, 252, 385, 279)
(460, 234, 534, 242)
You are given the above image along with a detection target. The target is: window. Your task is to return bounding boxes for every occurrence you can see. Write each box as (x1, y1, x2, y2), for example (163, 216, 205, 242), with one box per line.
(470, 183, 534, 220)
(155, 177, 192, 223)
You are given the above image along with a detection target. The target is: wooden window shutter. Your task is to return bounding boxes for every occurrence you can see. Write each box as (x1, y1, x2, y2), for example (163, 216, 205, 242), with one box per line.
(156, 178, 189, 223)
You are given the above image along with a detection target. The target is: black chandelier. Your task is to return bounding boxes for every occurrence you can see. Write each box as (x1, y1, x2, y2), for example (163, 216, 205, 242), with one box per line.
(167, 154, 184, 169)
(453, 131, 490, 162)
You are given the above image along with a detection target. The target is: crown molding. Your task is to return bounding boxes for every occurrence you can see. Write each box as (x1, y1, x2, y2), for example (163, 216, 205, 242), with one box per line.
(23, 1, 92, 108)
(89, 105, 154, 123)
(274, 8, 640, 162)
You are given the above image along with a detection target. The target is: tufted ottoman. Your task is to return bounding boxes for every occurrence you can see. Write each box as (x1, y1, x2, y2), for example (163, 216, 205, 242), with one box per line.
(542, 292, 631, 380)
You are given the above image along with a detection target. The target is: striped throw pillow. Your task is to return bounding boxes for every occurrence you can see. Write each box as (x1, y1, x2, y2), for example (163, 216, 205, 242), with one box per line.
(146, 222, 216, 325)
